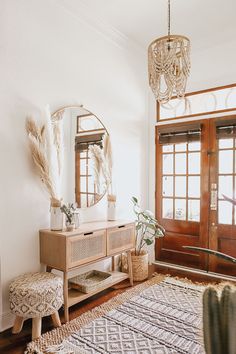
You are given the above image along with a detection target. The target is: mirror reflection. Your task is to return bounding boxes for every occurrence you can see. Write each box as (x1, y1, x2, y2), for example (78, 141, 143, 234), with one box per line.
(52, 106, 108, 208)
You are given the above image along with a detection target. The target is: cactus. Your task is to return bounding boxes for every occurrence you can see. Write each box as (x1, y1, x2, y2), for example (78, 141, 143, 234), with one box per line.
(203, 285, 236, 354)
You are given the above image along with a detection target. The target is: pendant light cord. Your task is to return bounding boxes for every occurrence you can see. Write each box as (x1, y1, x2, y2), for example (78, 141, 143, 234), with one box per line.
(168, 0, 171, 36)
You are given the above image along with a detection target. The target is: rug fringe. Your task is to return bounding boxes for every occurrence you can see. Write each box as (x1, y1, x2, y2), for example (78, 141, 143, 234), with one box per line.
(45, 343, 74, 354)
(44, 342, 90, 354)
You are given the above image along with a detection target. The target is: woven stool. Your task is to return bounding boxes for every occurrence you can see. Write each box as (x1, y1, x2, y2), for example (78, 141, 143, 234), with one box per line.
(9, 272, 63, 340)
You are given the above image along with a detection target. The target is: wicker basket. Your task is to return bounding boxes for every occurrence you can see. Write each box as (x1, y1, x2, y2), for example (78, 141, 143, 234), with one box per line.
(69, 270, 112, 293)
(131, 251, 149, 281)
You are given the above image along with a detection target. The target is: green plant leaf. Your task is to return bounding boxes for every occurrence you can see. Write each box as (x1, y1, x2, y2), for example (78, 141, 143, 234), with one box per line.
(138, 212, 148, 220)
(144, 238, 153, 245)
(132, 196, 138, 204)
(146, 223, 157, 230)
(136, 223, 142, 230)
(155, 229, 164, 237)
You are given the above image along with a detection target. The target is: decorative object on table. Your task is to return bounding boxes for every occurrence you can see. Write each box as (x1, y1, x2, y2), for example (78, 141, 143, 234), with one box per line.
(148, 0, 191, 104)
(26, 276, 206, 354)
(25, 107, 63, 230)
(130, 196, 165, 281)
(107, 194, 116, 221)
(69, 270, 112, 294)
(73, 209, 80, 228)
(9, 272, 63, 340)
(60, 203, 77, 231)
(50, 198, 63, 231)
(203, 285, 236, 354)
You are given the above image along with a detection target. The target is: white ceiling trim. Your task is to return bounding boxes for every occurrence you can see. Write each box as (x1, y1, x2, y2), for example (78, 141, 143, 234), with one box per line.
(54, 0, 144, 53)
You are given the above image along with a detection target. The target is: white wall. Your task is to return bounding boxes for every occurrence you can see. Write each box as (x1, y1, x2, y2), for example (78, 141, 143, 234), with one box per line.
(0, 0, 148, 331)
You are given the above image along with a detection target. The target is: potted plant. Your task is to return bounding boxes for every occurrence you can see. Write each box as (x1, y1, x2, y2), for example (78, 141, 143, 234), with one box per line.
(60, 203, 77, 231)
(130, 197, 165, 281)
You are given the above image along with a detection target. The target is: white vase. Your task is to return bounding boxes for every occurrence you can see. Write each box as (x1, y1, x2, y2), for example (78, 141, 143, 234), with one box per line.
(107, 195, 116, 221)
(73, 211, 80, 228)
(50, 206, 63, 231)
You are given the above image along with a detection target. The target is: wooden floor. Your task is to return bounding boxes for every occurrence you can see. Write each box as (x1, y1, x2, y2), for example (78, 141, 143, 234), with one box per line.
(0, 266, 220, 354)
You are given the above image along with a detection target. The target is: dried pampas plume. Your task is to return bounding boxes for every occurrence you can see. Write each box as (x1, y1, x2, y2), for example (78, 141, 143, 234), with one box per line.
(25, 117, 45, 145)
(103, 134, 112, 178)
(26, 117, 57, 201)
(52, 110, 64, 176)
(89, 134, 113, 195)
(89, 144, 104, 193)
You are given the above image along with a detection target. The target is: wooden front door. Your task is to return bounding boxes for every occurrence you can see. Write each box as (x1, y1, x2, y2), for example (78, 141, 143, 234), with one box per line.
(156, 117, 236, 276)
(208, 118, 236, 275)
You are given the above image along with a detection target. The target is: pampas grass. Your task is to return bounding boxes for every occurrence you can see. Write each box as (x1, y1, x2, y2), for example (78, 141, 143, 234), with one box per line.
(102, 134, 112, 192)
(26, 116, 58, 202)
(44, 105, 61, 198)
(89, 144, 103, 193)
(52, 110, 64, 176)
(25, 117, 45, 145)
(25, 108, 60, 204)
(88, 134, 113, 195)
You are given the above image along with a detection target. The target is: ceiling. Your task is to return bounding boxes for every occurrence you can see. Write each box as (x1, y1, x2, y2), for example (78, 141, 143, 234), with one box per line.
(77, 0, 236, 51)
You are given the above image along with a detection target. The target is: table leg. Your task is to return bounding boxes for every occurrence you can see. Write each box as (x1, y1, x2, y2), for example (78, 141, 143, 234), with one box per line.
(111, 256, 115, 271)
(127, 250, 133, 286)
(32, 317, 41, 340)
(63, 272, 69, 323)
(12, 316, 24, 334)
(51, 311, 61, 327)
(46, 266, 53, 272)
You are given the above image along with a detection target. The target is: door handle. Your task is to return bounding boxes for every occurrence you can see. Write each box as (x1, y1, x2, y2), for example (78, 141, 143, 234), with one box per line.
(210, 183, 217, 211)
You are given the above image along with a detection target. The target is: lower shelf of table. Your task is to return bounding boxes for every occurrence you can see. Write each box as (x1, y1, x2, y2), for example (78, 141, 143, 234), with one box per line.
(68, 271, 129, 307)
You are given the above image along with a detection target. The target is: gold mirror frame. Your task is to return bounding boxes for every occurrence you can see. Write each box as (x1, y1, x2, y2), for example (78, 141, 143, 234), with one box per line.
(52, 105, 109, 208)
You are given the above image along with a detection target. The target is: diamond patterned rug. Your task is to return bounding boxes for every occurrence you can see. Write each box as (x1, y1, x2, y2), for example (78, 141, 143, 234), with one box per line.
(34, 277, 206, 354)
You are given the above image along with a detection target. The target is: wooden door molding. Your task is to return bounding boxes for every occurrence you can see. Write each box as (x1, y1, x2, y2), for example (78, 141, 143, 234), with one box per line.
(208, 116, 236, 275)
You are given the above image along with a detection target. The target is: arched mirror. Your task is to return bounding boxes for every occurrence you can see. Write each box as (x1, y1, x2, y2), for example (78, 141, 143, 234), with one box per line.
(52, 106, 108, 208)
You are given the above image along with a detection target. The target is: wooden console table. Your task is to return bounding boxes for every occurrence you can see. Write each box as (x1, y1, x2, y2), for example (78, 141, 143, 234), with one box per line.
(39, 220, 135, 322)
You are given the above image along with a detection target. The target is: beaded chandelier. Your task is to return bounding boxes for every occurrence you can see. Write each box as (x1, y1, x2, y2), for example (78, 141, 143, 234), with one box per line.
(148, 0, 190, 104)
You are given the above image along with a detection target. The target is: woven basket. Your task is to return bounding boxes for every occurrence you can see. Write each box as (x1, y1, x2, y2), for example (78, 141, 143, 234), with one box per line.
(69, 270, 112, 293)
(131, 251, 149, 281)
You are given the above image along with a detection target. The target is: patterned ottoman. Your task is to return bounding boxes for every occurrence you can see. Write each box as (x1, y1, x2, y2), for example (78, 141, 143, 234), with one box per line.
(9, 272, 63, 340)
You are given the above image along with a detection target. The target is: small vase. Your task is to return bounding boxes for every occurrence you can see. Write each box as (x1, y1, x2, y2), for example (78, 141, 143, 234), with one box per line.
(107, 194, 116, 221)
(72, 211, 80, 228)
(50, 199, 63, 231)
(66, 221, 75, 232)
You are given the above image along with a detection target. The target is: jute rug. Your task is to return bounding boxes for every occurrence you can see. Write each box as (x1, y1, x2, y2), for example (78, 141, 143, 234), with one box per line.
(25, 275, 207, 354)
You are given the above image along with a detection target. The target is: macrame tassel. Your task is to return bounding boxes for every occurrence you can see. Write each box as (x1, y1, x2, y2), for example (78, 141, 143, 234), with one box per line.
(45, 343, 74, 354)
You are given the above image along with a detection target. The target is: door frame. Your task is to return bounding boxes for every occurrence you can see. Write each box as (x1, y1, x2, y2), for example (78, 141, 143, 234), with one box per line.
(155, 119, 210, 270)
(155, 115, 236, 274)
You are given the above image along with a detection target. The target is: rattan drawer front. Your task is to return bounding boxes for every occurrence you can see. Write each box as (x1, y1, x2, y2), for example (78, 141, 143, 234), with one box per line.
(107, 224, 135, 255)
(68, 230, 106, 268)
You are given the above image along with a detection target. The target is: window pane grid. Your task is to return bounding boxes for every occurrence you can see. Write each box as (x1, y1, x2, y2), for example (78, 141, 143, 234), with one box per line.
(218, 138, 236, 225)
(162, 142, 200, 222)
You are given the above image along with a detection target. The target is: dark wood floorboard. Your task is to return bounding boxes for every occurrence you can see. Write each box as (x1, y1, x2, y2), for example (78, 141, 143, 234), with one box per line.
(0, 266, 219, 354)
